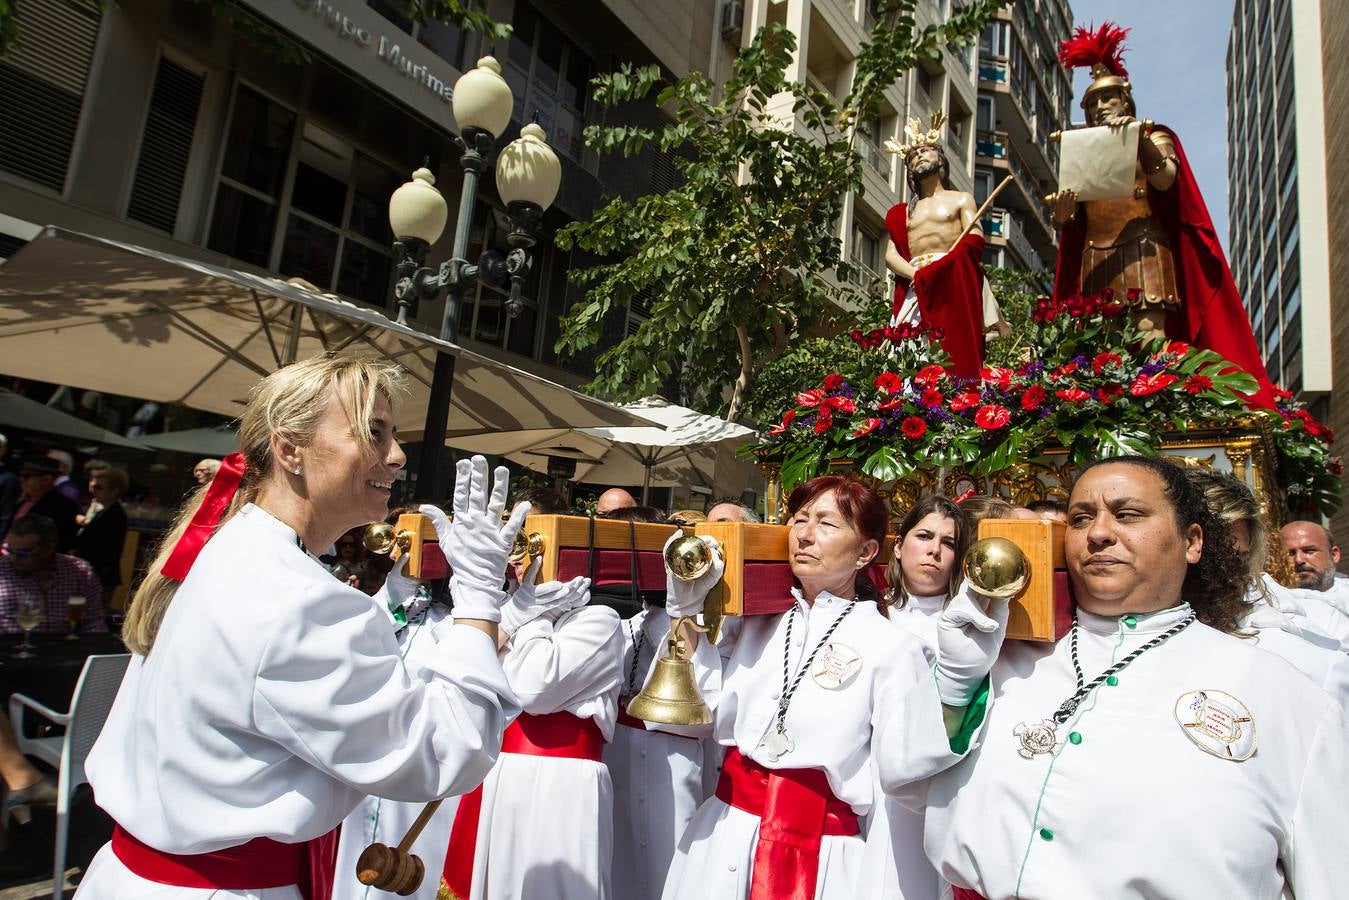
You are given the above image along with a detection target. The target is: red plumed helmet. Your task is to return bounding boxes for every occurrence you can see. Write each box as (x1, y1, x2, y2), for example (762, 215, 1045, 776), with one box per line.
(1059, 21, 1135, 112)
(1058, 21, 1131, 76)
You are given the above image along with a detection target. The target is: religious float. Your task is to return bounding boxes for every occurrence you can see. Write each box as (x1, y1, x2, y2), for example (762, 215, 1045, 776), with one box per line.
(749, 22, 1341, 546)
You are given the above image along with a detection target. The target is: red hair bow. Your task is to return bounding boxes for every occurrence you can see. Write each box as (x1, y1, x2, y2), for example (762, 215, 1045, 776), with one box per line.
(161, 452, 247, 580)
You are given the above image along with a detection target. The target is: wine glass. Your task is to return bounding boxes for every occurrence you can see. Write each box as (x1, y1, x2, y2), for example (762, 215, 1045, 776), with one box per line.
(65, 595, 87, 640)
(14, 596, 41, 658)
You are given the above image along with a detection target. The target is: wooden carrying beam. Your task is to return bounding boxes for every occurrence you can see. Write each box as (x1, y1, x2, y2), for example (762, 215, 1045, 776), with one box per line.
(390, 514, 448, 580)
(976, 518, 1073, 642)
(523, 515, 683, 589)
(517, 516, 892, 616)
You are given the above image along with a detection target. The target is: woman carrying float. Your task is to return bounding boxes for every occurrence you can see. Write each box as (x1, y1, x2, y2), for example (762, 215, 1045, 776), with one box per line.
(76, 356, 526, 899)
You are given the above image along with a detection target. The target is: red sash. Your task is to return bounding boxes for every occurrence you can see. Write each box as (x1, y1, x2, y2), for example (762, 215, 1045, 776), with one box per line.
(715, 746, 860, 900)
(441, 712, 604, 899)
(951, 889, 986, 900)
(111, 823, 339, 900)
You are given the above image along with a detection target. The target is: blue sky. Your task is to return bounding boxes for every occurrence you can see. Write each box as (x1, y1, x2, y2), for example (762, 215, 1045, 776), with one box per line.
(1063, 0, 1237, 246)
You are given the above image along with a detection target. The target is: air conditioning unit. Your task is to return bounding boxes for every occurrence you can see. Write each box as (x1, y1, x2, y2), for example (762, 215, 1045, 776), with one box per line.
(721, 0, 744, 43)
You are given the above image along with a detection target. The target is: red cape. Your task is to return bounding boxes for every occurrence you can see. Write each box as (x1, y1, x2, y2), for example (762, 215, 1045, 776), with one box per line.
(885, 204, 988, 378)
(1053, 125, 1276, 407)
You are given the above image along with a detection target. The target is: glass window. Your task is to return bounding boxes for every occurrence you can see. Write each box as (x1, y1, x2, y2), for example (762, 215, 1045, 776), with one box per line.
(207, 185, 278, 267)
(209, 86, 399, 309)
(367, 0, 413, 32)
(505, 3, 591, 161)
(418, 20, 467, 69)
(219, 87, 295, 197)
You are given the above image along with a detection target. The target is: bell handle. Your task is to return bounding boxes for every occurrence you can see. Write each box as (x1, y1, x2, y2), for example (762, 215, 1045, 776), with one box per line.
(667, 614, 710, 660)
(395, 799, 442, 854)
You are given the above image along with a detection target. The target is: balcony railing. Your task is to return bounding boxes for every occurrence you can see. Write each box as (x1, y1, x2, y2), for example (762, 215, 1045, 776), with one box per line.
(980, 208, 1043, 271)
(858, 135, 891, 180)
(975, 129, 1052, 236)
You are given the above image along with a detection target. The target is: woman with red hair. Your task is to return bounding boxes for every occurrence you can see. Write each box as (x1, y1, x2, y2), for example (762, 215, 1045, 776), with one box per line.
(658, 475, 1005, 900)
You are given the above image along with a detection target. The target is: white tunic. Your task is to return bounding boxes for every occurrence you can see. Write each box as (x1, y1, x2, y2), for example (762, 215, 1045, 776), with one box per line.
(663, 591, 970, 900)
(78, 505, 519, 898)
(333, 603, 461, 900)
(925, 603, 1349, 899)
(606, 607, 709, 900)
(862, 595, 947, 900)
(1241, 591, 1349, 711)
(1280, 581, 1349, 650)
(462, 604, 623, 900)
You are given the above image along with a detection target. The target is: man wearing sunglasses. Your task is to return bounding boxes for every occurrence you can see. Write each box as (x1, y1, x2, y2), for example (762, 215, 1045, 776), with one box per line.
(0, 515, 105, 635)
(10, 457, 77, 552)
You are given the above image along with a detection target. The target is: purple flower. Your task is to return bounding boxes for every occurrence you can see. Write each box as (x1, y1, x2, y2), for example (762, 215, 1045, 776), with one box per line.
(1139, 362, 1167, 376)
(1072, 355, 1089, 367)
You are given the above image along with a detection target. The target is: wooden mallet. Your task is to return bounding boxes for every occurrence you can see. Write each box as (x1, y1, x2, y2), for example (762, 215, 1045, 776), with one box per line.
(355, 799, 442, 896)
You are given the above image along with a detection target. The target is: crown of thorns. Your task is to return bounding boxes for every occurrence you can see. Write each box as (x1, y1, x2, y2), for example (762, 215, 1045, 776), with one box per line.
(884, 112, 946, 159)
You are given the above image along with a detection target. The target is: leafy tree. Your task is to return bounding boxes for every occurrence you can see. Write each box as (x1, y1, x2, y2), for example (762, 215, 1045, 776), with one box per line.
(554, 0, 1005, 422)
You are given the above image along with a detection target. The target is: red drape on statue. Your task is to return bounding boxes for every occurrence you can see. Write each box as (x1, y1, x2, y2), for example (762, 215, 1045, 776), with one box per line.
(1052, 125, 1276, 408)
(884, 205, 988, 378)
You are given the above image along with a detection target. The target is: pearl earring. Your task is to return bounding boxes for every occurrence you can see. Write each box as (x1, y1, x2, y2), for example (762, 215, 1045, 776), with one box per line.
(293, 466, 302, 475)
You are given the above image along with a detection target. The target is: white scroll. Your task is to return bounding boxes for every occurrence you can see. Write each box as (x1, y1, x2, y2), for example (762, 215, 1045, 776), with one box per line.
(1056, 122, 1140, 201)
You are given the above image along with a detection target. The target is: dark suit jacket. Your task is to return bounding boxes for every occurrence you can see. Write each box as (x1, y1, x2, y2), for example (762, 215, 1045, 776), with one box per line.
(76, 501, 128, 588)
(0, 467, 17, 542)
(24, 490, 79, 552)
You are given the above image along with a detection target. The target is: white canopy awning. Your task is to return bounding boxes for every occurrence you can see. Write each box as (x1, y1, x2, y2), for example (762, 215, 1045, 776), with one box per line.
(0, 228, 659, 444)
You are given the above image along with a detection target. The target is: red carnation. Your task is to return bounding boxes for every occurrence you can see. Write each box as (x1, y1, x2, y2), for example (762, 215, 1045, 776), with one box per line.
(767, 409, 797, 435)
(1021, 384, 1047, 410)
(813, 411, 833, 434)
(1092, 352, 1123, 375)
(921, 388, 944, 407)
(822, 373, 846, 390)
(1098, 384, 1124, 404)
(852, 417, 881, 438)
(975, 405, 1012, 429)
(1183, 375, 1214, 395)
(1101, 301, 1126, 318)
(950, 391, 982, 411)
(901, 416, 928, 439)
(875, 372, 904, 395)
(796, 388, 826, 407)
(1056, 387, 1091, 403)
(849, 329, 864, 344)
(1130, 372, 1179, 396)
(915, 364, 946, 387)
(877, 397, 905, 411)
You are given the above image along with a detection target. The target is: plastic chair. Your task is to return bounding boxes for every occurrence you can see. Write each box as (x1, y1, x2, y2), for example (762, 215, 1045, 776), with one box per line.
(8, 653, 131, 900)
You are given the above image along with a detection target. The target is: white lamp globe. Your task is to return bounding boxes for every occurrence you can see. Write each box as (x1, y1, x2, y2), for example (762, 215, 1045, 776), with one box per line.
(453, 57, 514, 137)
(388, 167, 448, 244)
(496, 122, 561, 211)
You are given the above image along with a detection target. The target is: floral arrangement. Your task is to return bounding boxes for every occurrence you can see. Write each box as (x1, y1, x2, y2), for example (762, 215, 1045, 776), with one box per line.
(757, 289, 1342, 514)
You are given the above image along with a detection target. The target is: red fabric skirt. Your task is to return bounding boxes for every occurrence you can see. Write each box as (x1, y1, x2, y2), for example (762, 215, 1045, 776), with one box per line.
(715, 746, 860, 900)
(441, 712, 604, 899)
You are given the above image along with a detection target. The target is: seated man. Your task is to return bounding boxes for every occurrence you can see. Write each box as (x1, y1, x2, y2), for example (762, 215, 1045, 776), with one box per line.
(0, 514, 106, 635)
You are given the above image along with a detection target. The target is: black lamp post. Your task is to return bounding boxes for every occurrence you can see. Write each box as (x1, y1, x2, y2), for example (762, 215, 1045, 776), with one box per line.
(387, 56, 562, 501)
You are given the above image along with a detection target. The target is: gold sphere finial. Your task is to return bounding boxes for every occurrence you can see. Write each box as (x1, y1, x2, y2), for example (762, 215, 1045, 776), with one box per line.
(963, 537, 1030, 599)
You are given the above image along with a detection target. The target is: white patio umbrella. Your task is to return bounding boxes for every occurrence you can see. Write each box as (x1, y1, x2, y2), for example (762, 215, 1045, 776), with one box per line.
(0, 229, 660, 474)
(133, 425, 239, 457)
(0, 389, 145, 449)
(494, 395, 756, 504)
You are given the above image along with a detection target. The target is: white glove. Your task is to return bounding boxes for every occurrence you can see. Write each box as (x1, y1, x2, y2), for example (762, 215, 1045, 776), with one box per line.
(502, 557, 592, 635)
(441, 457, 530, 623)
(934, 580, 1009, 706)
(663, 532, 725, 618)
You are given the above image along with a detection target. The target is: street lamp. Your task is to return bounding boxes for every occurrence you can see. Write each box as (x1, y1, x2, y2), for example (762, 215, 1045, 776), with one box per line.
(388, 56, 562, 500)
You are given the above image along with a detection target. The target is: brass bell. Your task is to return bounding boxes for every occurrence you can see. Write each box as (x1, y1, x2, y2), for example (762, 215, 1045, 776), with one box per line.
(963, 537, 1031, 599)
(626, 616, 713, 726)
(665, 533, 719, 581)
(509, 531, 545, 566)
(364, 522, 412, 556)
